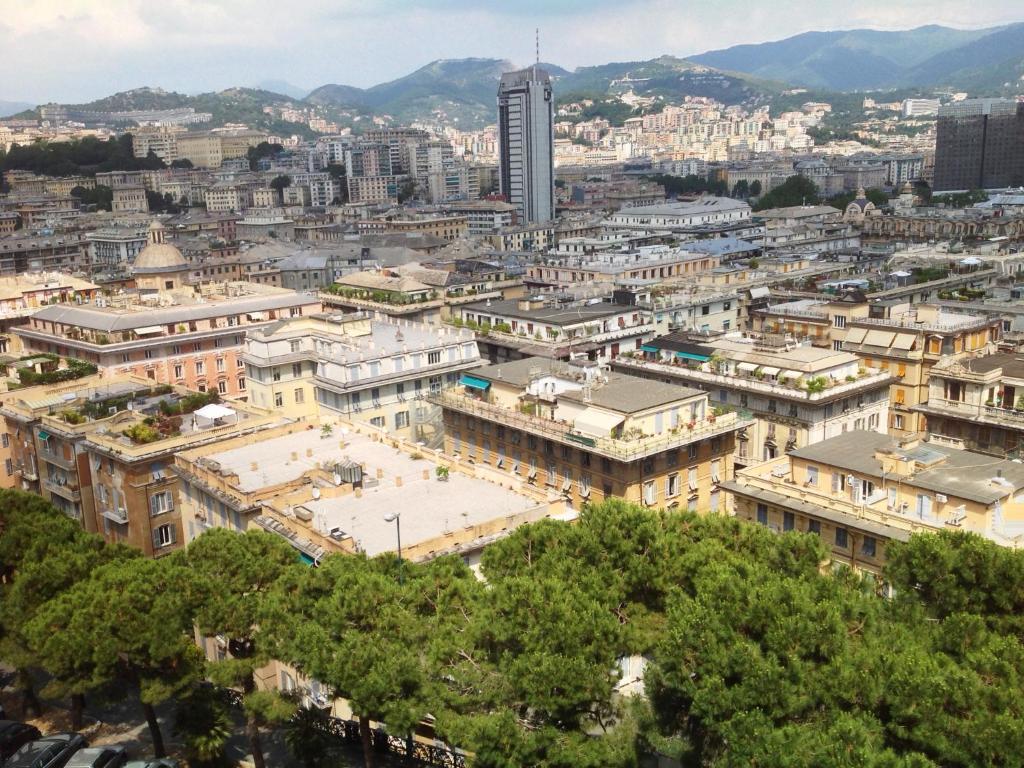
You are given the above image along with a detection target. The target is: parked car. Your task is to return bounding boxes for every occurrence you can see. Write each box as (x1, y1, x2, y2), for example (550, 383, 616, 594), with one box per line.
(123, 761, 179, 768)
(3, 733, 87, 768)
(0, 722, 42, 762)
(64, 748, 127, 768)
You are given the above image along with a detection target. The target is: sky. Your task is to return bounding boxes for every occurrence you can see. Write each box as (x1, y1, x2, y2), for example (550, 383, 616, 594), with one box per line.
(1, 0, 1023, 104)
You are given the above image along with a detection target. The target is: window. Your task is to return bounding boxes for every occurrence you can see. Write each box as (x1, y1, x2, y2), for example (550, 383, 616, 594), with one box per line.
(237, 358, 244, 368)
(172, 344, 181, 355)
(807, 519, 821, 535)
(894, 388, 905, 405)
(395, 411, 409, 429)
(833, 315, 846, 328)
(833, 340, 843, 351)
(290, 340, 300, 353)
(154, 524, 176, 548)
(274, 392, 284, 407)
(370, 416, 385, 428)
(547, 461, 557, 486)
(788, 403, 798, 417)
(195, 361, 205, 376)
(427, 351, 441, 365)
(756, 503, 768, 525)
(150, 491, 174, 516)
(292, 363, 302, 378)
(643, 480, 656, 505)
(396, 382, 406, 400)
(144, 349, 154, 360)
(688, 467, 698, 491)
(216, 358, 225, 373)
(2, 433, 9, 449)
(217, 380, 227, 394)
(709, 490, 720, 513)
(688, 443, 699, 460)
(272, 367, 281, 382)
(174, 364, 183, 379)
(4, 458, 12, 476)
(862, 536, 877, 558)
(893, 414, 904, 430)
(294, 388, 304, 404)
(711, 459, 721, 483)
(666, 473, 680, 497)
(806, 466, 819, 487)
(371, 387, 381, 405)
(832, 473, 845, 493)
(783, 511, 794, 531)
(429, 375, 442, 394)
(238, 377, 246, 391)
(835, 527, 849, 549)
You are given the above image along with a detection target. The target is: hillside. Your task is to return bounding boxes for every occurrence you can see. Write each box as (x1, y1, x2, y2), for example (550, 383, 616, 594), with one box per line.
(691, 23, 1024, 92)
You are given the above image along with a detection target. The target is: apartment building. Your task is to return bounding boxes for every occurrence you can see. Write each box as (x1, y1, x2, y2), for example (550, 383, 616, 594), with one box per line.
(649, 286, 740, 334)
(0, 272, 99, 357)
(111, 186, 149, 214)
(841, 305, 1000, 438)
(459, 296, 656, 364)
(16, 282, 321, 399)
(357, 214, 468, 242)
(174, 419, 562, 566)
(753, 294, 871, 351)
(435, 356, 753, 512)
(614, 333, 891, 467)
(443, 201, 517, 234)
(914, 352, 1024, 458)
(132, 125, 186, 163)
(0, 375, 283, 555)
(0, 231, 90, 275)
(87, 226, 150, 272)
(605, 197, 751, 231)
(527, 244, 720, 289)
(723, 431, 1024, 573)
(243, 313, 480, 446)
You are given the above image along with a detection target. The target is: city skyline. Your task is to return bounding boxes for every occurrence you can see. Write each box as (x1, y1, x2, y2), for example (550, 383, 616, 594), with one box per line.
(4, 0, 1024, 104)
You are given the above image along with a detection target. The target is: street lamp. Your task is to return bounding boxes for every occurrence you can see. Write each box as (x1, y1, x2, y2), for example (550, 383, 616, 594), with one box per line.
(383, 510, 402, 583)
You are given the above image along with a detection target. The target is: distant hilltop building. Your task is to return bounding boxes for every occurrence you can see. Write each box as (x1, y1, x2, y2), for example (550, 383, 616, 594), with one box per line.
(933, 98, 1024, 192)
(497, 67, 554, 225)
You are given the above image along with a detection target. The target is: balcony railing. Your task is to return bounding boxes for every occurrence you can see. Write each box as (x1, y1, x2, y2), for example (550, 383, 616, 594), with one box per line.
(101, 505, 129, 524)
(43, 477, 81, 501)
(852, 314, 992, 333)
(918, 398, 1024, 428)
(726, 470, 1013, 543)
(613, 357, 892, 402)
(432, 391, 753, 462)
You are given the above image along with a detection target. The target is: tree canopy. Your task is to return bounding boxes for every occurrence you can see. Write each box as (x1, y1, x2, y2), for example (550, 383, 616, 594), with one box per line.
(0, 134, 165, 176)
(3, 491, 1024, 768)
(753, 174, 822, 210)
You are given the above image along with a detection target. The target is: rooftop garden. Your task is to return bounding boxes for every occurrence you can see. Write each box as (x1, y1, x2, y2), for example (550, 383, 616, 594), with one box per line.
(13, 354, 98, 387)
(324, 284, 439, 305)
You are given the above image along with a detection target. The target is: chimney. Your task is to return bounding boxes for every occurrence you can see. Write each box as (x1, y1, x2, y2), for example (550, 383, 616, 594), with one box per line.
(250, 461, 258, 471)
(376, 467, 384, 479)
(395, 476, 403, 487)
(306, 448, 313, 457)
(290, 451, 298, 461)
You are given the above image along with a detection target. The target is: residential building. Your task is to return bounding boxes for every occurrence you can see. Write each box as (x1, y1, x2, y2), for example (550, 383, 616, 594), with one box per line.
(841, 304, 1000, 438)
(243, 313, 480, 446)
(0, 272, 99, 357)
(132, 125, 186, 163)
(435, 356, 752, 511)
(443, 201, 517, 234)
(753, 293, 872, 351)
(357, 214, 468, 242)
(614, 333, 891, 467)
(460, 296, 655, 364)
(724, 431, 1024, 573)
(0, 231, 90, 275)
(111, 186, 149, 214)
(15, 231, 321, 398)
(497, 67, 555, 224)
(0, 375, 283, 555)
(605, 198, 751, 232)
(174, 419, 564, 569)
(527, 244, 720, 289)
(87, 226, 149, 272)
(914, 352, 1024, 458)
(933, 99, 1024, 191)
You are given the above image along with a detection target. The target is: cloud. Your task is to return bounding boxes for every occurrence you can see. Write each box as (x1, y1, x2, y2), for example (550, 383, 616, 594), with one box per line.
(1, 0, 1021, 103)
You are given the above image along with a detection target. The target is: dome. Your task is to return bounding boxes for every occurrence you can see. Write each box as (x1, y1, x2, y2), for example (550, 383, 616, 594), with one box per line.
(133, 221, 188, 273)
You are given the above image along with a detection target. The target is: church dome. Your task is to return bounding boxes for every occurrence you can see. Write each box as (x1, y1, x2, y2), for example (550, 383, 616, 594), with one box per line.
(133, 221, 188, 273)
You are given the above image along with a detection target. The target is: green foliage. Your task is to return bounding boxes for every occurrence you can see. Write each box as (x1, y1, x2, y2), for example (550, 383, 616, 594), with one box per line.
(753, 175, 822, 211)
(270, 174, 292, 192)
(1, 134, 165, 176)
(828, 188, 890, 210)
(175, 686, 237, 767)
(642, 173, 728, 197)
(123, 422, 160, 444)
(932, 189, 989, 208)
(282, 706, 339, 768)
(17, 357, 97, 386)
(247, 142, 285, 171)
(158, 389, 221, 417)
(171, 158, 194, 169)
(70, 184, 113, 211)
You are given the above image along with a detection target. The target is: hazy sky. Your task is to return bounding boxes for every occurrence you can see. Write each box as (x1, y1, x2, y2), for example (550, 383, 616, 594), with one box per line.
(2, 0, 1022, 103)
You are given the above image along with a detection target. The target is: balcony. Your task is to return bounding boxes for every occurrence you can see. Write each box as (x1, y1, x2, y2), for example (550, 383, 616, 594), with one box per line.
(39, 448, 76, 471)
(101, 505, 129, 524)
(432, 390, 753, 462)
(613, 357, 892, 402)
(916, 398, 1024, 430)
(43, 477, 81, 502)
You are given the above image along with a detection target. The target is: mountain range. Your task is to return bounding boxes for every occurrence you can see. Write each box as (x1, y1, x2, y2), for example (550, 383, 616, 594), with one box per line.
(8, 23, 1024, 132)
(691, 23, 1024, 92)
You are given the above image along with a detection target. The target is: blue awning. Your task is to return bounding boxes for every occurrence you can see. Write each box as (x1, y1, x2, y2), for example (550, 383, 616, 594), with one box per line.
(37, 430, 50, 440)
(640, 345, 659, 353)
(461, 374, 491, 390)
(676, 351, 710, 362)
(299, 552, 317, 566)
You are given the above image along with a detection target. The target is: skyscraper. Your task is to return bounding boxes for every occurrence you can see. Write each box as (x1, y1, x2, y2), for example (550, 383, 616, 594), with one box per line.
(497, 67, 554, 224)
(933, 98, 1024, 192)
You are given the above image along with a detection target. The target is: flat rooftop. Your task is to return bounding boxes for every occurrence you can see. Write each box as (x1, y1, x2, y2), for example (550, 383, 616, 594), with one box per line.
(463, 298, 635, 325)
(208, 429, 542, 555)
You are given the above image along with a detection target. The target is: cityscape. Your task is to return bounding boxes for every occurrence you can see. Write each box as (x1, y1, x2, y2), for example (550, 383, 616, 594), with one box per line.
(4, 2, 1024, 767)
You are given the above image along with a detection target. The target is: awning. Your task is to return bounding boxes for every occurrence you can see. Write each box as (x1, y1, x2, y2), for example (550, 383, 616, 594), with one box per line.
(640, 345, 659, 353)
(460, 374, 491, 390)
(749, 286, 770, 299)
(37, 430, 50, 440)
(194, 404, 236, 420)
(574, 407, 624, 438)
(864, 330, 895, 347)
(737, 362, 758, 373)
(892, 333, 915, 350)
(844, 327, 867, 344)
(132, 325, 164, 336)
(676, 351, 710, 362)
(247, 311, 267, 321)
(760, 366, 781, 376)
(780, 369, 803, 380)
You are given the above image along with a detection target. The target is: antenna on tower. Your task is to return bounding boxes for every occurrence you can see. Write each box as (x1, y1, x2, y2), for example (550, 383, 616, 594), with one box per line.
(536, 28, 540, 66)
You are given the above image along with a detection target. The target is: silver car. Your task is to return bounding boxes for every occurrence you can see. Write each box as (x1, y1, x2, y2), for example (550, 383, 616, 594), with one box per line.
(64, 747, 128, 768)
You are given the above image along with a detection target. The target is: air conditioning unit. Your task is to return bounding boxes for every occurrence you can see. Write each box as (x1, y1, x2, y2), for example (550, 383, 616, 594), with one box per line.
(936, 493, 948, 503)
